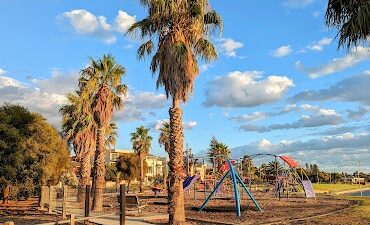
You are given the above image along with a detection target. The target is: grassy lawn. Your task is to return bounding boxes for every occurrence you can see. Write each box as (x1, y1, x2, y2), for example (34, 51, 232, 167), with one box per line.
(313, 183, 368, 193)
(340, 196, 370, 221)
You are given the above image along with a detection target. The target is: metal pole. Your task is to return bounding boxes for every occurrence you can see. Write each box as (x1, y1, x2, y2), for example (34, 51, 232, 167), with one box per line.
(357, 161, 362, 197)
(120, 184, 126, 225)
(203, 157, 206, 200)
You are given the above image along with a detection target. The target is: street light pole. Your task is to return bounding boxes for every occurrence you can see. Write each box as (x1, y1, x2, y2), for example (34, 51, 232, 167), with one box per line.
(357, 161, 362, 197)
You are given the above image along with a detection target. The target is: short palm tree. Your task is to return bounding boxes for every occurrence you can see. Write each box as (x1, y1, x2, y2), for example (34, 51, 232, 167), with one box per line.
(60, 92, 96, 203)
(130, 126, 153, 193)
(79, 54, 127, 211)
(128, 1, 221, 223)
(207, 137, 231, 169)
(158, 121, 170, 153)
(326, 0, 370, 49)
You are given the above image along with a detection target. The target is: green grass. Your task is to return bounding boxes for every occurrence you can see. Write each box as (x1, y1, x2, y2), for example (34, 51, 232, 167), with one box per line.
(313, 183, 368, 193)
(340, 196, 370, 220)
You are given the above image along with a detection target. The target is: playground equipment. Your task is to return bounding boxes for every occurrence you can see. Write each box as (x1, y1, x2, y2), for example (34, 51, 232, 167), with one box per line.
(183, 175, 200, 192)
(244, 153, 316, 200)
(198, 159, 262, 217)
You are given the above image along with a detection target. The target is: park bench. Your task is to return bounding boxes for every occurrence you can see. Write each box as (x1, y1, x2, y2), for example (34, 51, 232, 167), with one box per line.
(117, 195, 147, 214)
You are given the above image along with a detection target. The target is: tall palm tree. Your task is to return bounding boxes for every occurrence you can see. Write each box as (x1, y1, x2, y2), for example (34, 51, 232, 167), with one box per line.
(326, 0, 370, 49)
(128, 1, 221, 223)
(130, 126, 153, 193)
(60, 92, 96, 203)
(79, 54, 127, 211)
(158, 121, 170, 153)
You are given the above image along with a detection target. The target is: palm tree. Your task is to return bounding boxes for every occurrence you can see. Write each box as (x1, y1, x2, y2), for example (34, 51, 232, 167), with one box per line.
(207, 137, 231, 169)
(60, 92, 96, 203)
(128, 1, 222, 223)
(325, 0, 370, 49)
(130, 126, 153, 193)
(79, 54, 127, 211)
(265, 161, 284, 178)
(158, 121, 170, 153)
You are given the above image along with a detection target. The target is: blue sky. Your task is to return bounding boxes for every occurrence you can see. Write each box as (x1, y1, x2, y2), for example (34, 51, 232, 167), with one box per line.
(1, 0, 369, 172)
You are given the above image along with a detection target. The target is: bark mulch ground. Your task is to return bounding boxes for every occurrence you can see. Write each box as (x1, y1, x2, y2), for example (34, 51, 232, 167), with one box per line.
(144, 194, 366, 224)
(0, 198, 62, 225)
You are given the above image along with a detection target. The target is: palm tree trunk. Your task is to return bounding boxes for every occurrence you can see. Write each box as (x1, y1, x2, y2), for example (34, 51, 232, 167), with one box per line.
(92, 126, 106, 211)
(77, 155, 91, 203)
(168, 98, 186, 225)
(140, 154, 144, 193)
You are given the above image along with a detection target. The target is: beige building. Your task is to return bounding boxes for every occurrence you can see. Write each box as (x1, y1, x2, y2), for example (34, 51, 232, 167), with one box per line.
(106, 149, 166, 184)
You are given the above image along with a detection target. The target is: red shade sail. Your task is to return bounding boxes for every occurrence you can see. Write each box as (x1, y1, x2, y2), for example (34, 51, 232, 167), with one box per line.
(279, 155, 300, 168)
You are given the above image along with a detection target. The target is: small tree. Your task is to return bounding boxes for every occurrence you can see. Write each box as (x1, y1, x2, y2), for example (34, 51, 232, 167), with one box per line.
(116, 154, 147, 193)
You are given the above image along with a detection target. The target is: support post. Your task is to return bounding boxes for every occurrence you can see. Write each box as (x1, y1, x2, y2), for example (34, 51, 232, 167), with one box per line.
(48, 186, 53, 213)
(198, 171, 230, 212)
(235, 172, 263, 212)
(228, 160, 241, 217)
(69, 214, 75, 225)
(84, 185, 90, 218)
(39, 186, 46, 210)
(62, 186, 68, 219)
(120, 184, 126, 225)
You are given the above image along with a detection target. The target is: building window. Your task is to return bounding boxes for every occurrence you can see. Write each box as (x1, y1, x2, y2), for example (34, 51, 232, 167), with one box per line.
(148, 166, 153, 174)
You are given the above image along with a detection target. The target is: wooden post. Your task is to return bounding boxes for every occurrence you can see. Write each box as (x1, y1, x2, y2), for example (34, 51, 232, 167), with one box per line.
(62, 186, 68, 219)
(48, 186, 53, 213)
(4, 221, 15, 225)
(69, 214, 75, 225)
(120, 184, 126, 225)
(39, 186, 46, 210)
(84, 185, 90, 218)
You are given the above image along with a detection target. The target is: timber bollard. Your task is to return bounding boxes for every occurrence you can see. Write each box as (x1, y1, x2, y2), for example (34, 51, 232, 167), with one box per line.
(4, 222, 15, 225)
(62, 185, 68, 219)
(48, 186, 53, 213)
(69, 214, 75, 225)
(84, 185, 90, 224)
(120, 184, 126, 225)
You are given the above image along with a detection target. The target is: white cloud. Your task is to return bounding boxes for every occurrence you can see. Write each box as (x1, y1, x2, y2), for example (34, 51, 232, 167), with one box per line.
(282, 0, 315, 9)
(232, 133, 370, 172)
(63, 9, 116, 44)
(229, 112, 267, 122)
(203, 71, 294, 108)
(31, 70, 79, 95)
(0, 68, 7, 76)
(307, 37, 332, 51)
(114, 10, 136, 33)
(114, 91, 167, 122)
(291, 71, 370, 106)
(239, 104, 342, 133)
(62, 9, 136, 44)
(296, 46, 370, 78)
(183, 121, 197, 130)
(0, 72, 74, 127)
(153, 119, 197, 131)
(272, 45, 292, 57)
(218, 38, 244, 57)
(1, 71, 167, 127)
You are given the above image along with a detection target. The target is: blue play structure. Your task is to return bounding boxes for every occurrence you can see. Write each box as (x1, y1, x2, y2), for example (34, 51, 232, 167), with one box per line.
(198, 159, 262, 217)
